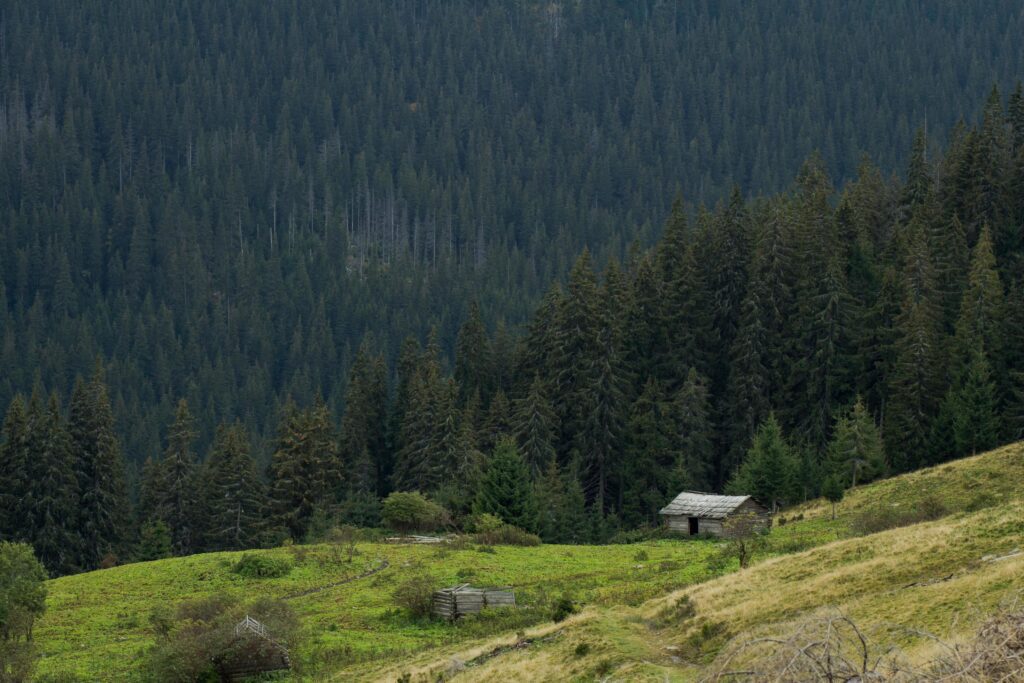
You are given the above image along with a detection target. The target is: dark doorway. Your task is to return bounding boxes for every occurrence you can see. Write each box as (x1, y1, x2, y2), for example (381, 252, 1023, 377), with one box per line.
(688, 517, 699, 535)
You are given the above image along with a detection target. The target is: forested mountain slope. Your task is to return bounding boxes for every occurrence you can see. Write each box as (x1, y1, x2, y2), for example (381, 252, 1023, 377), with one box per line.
(2, 0, 1024, 463)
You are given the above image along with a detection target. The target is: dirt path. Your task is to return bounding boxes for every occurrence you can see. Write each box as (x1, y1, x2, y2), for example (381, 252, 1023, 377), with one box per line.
(283, 558, 390, 600)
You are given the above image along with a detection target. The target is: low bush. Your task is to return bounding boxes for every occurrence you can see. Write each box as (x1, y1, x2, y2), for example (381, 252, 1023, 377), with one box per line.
(231, 553, 293, 579)
(550, 596, 577, 623)
(573, 642, 591, 657)
(850, 495, 948, 535)
(392, 573, 437, 620)
(472, 524, 541, 547)
(608, 525, 673, 544)
(381, 492, 450, 533)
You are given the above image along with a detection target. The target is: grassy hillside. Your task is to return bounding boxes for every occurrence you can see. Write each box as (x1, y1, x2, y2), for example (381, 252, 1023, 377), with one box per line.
(36, 538, 726, 680)
(356, 442, 1024, 681)
(34, 443, 1024, 681)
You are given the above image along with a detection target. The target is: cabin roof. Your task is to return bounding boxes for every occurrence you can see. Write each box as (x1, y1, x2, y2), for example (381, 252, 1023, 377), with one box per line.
(658, 491, 760, 519)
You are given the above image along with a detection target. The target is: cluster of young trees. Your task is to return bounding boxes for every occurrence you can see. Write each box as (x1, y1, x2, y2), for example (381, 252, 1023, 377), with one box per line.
(2, 0, 1024, 467)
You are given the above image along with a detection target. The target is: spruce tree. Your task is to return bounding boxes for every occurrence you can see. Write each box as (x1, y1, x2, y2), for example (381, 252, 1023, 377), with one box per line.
(885, 224, 944, 471)
(155, 399, 200, 556)
(473, 437, 537, 532)
(0, 396, 30, 541)
(512, 376, 558, 478)
(26, 394, 80, 575)
(951, 349, 1001, 456)
(69, 368, 130, 568)
(674, 368, 715, 492)
(726, 415, 798, 513)
(952, 225, 1005, 378)
(533, 457, 566, 543)
(339, 338, 389, 495)
(454, 301, 493, 404)
(621, 378, 677, 528)
(202, 424, 264, 551)
(479, 389, 512, 454)
(267, 399, 340, 540)
(826, 398, 886, 488)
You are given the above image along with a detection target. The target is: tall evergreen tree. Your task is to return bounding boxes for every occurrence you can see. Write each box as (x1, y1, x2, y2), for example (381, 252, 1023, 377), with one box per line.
(0, 396, 30, 541)
(826, 398, 886, 488)
(155, 399, 200, 556)
(69, 367, 130, 568)
(25, 394, 80, 575)
(454, 301, 493, 404)
(621, 378, 677, 528)
(473, 437, 537, 532)
(512, 376, 558, 478)
(202, 424, 264, 551)
(726, 414, 798, 512)
(951, 349, 1001, 456)
(673, 367, 715, 492)
(339, 338, 389, 495)
(267, 399, 340, 540)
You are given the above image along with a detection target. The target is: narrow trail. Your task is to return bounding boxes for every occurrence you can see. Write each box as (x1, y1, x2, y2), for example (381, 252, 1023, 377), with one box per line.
(283, 558, 390, 600)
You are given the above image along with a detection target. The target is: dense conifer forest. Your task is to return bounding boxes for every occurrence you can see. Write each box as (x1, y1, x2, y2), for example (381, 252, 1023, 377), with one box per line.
(2, 1, 1024, 575)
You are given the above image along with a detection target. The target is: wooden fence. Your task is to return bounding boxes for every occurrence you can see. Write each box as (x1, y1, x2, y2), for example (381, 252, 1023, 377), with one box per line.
(432, 584, 516, 620)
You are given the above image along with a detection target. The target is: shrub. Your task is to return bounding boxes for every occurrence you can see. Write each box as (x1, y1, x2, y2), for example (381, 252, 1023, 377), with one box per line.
(551, 596, 577, 623)
(392, 573, 437, 620)
(381, 492, 450, 533)
(472, 524, 541, 547)
(633, 549, 649, 562)
(0, 542, 48, 682)
(231, 553, 293, 579)
(850, 495, 949, 535)
(145, 594, 300, 682)
(466, 512, 504, 534)
(574, 642, 591, 657)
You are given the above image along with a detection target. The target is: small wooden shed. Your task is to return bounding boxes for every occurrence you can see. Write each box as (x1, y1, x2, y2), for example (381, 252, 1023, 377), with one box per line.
(659, 491, 770, 538)
(433, 584, 516, 620)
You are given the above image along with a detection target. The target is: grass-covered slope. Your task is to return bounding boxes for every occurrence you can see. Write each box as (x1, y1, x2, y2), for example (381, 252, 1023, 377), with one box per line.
(35, 442, 1024, 681)
(36, 538, 721, 680)
(359, 442, 1024, 682)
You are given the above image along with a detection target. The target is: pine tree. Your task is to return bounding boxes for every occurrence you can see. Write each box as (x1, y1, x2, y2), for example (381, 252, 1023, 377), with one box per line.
(559, 458, 590, 543)
(155, 399, 200, 555)
(512, 376, 558, 477)
(339, 338, 389, 495)
(135, 519, 172, 561)
(952, 225, 1005, 378)
(0, 396, 30, 541)
(885, 224, 945, 472)
(826, 398, 886, 488)
(69, 367, 130, 569)
(951, 349, 1001, 456)
(454, 301, 493, 404)
(479, 389, 512, 454)
(267, 399, 340, 540)
(674, 368, 715, 492)
(473, 437, 537, 532)
(202, 423, 264, 551)
(621, 378, 677, 528)
(726, 415, 798, 512)
(25, 394, 80, 575)
(533, 457, 566, 542)
(821, 474, 845, 521)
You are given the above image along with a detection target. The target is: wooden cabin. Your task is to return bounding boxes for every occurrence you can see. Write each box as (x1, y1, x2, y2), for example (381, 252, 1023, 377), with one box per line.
(659, 491, 770, 538)
(433, 584, 516, 620)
